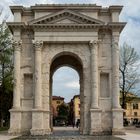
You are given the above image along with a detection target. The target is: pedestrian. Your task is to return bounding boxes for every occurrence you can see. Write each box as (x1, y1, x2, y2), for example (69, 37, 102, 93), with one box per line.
(72, 121, 75, 128)
(76, 121, 79, 128)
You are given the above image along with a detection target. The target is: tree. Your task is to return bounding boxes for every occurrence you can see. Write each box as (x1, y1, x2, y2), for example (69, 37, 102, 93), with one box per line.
(56, 103, 69, 125)
(0, 22, 13, 127)
(57, 103, 69, 117)
(119, 43, 140, 109)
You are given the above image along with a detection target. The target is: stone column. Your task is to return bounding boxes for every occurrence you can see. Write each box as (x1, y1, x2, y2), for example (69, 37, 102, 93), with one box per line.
(13, 40, 22, 109)
(89, 40, 102, 135)
(112, 40, 121, 109)
(112, 34, 124, 135)
(8, 40, 22, 135)
(89, 40, 99, 109)
(33, 40, 43, 109)
(31, 40, 51, 135)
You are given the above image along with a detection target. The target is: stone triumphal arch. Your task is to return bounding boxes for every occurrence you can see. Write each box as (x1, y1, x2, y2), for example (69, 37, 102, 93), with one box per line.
(7, 4, 126, 135)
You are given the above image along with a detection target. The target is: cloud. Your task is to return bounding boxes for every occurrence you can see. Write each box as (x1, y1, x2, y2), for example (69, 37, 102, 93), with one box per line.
(0, 0, 54, 22)
(53, 66, 80, 102)
(65, 81, 80, 89)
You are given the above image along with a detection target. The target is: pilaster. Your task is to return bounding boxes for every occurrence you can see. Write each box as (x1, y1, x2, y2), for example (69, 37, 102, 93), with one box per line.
(89, 40, 102, 135)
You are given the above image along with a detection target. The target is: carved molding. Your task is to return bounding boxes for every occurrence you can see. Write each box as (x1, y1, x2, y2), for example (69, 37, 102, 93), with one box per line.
(29, 9, 104, 25)
(12, 40, 22, 51)
(112, 40, 119, 51)
(89, 40, 99, 49)
(32, 40, 43, 51)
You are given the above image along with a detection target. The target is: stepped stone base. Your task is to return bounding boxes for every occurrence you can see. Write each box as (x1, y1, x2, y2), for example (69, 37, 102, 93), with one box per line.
(12, 135, 124, 140)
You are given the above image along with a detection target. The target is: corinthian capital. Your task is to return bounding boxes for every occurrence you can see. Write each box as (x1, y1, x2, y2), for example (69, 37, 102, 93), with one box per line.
(12, 40, 22, 51)
(89, 40, 99, 49)
(32, 40, 43, 51)
(112, 40, 119, 51)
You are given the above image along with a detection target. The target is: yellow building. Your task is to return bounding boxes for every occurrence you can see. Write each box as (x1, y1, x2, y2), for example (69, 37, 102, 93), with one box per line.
(124, 97, 140, 125)
(72, 95, 80, 124)
(51, 96, 64, 117)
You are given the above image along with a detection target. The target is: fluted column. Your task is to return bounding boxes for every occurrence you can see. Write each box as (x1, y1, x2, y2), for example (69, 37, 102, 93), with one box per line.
(112, 40, 121, 109)
(89, 40, 99, 109)
(33, 40, 43, 109)
(12, 40, 22, 109)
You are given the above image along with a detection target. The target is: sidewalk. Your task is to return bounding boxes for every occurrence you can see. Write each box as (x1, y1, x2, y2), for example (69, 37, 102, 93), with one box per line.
(116, 133, 140, 140)
(116, 127, 140, 140)
(0, 131, 18, 140)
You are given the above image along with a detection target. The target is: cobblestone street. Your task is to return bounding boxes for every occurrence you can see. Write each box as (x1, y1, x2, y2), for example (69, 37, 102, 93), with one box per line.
(1, 127, 140, 140)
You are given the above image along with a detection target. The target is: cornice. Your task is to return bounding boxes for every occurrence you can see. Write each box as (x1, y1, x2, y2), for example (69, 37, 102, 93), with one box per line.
(10, 6, 24, 14)
(109, 6, 123, 13)
(10, 4, 123, 13)
(6, 22, 126, 33)
(9, 4, 123, 15)
(31, 4, 102, 11)
(6, 22, 26, 33)
(108, 22, 126, 32)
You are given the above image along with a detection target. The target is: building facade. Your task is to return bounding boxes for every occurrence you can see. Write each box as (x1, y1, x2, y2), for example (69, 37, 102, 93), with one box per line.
(124, 97, 140, 125)
(7, 4, 126, 135)
(51, 96, 64, 117)
(70, 95, 80, 124)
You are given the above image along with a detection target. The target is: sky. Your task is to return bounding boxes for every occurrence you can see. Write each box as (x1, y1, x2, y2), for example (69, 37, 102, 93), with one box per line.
(0, 0, 140, 102)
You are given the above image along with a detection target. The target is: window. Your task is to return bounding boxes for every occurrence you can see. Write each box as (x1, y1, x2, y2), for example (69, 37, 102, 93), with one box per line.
(123, 112, 126, 116)
(79, 104, 80, 108)
(134, 112, 137, 116)
(133, 103, 138, 109)
(57, 101, 61, 104)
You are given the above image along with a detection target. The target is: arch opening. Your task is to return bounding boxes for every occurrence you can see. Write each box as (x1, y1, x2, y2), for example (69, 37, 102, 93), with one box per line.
(49, 53, 84, 134)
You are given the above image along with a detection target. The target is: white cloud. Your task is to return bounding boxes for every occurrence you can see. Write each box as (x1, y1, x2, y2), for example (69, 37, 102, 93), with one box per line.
(0, 0, 54, 22)
(65, 81, 80, 89)
(53, 66, 80, 102)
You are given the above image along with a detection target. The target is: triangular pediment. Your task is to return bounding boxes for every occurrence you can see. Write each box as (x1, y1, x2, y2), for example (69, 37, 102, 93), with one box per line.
(29, 10, 104, 25)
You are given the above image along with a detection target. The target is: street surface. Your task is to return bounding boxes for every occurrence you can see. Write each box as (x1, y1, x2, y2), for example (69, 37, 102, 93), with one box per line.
(0, 127, 140, 140)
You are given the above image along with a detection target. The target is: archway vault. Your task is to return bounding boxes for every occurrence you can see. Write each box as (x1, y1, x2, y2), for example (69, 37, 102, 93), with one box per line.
(50, 52, 83, 76)
(50, 52, 84, 133)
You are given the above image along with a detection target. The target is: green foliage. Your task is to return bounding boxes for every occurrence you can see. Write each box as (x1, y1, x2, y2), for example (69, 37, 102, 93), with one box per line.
(57, 103, 69, 117)
(0, 126, 8, 131)
(0, 22, 13, 127)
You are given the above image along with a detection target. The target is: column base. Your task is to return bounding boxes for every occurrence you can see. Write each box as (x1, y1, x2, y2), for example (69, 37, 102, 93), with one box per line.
(90, 108, 102, 135)
(112, 108, 125, 135)
(31, 109, 51, 136)
(8, 129, 21, 135)
(112, 128, 125, 135)
(30, 129, 51, 136)
(8, 108, 22, 135)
